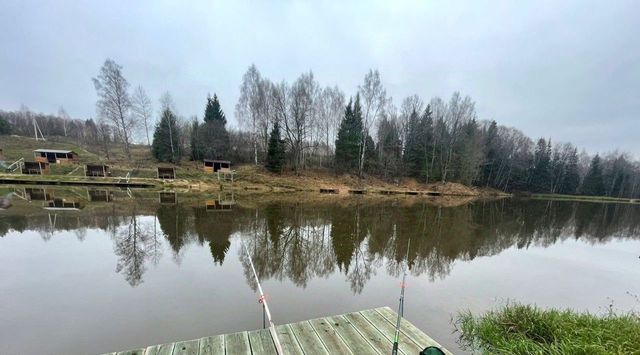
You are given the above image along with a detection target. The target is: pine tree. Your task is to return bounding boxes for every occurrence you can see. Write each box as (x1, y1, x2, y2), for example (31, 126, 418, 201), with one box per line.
(190, 119, 202, 161)
(582, 154, 605, 196)
(481, 121, 499, 187)
(0, 116, 11, 135)
(266, 121, 285, 173)
(204, 94, 226, 124)
(529, 138, 552, 192)
(335, 98, 363, 172)
(403, 109, 423, 178)
(560, 147, 580, 194)
(152, 108, 181, 162)
(198, 94, 230, 160)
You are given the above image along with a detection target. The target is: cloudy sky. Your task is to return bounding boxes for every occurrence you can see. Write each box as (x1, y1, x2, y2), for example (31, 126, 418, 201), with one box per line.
(1, 0, 638, 154)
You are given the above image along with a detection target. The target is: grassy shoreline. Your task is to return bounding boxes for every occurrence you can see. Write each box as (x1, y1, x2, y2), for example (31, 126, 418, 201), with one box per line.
(457, 304, 640, 354)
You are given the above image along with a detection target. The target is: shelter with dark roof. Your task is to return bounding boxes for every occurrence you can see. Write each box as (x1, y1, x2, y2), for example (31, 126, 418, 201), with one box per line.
(34, 149, 79, 164)
(85, 164, 110, 177)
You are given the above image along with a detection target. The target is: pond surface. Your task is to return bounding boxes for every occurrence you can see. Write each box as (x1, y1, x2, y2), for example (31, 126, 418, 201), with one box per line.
(1, 187, 639, 354)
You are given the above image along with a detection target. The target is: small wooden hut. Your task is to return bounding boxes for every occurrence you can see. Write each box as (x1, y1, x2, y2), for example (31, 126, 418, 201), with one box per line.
(159, 192, 177, 204)
(34, 149, 79, 164)
(205, 193, 235, 211)
(22, 161, 49, 175)
(203, 159, 230, 173)
(85, 164, 110, 177)
(157, 167, 176, 179)
(0, 148, 4, 161)
(87, 189, 113, 202)
(25, 188, 53, 201)
(43, 198, 83, 210)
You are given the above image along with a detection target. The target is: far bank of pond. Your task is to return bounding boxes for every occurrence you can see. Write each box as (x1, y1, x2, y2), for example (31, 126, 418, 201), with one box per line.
(0, 186, 639, 354)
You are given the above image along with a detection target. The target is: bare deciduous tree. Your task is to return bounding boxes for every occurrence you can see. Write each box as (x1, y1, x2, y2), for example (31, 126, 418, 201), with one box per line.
(92, 59, 135, 159)
(58, 106, 70, 137)
(358, 69, 388, 176)
(131, 85, 153, 146)
(236, 64, 269, 164)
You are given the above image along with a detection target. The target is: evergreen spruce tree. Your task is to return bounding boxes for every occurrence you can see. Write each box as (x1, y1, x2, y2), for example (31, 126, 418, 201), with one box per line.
(582, 154, 605, 196)
(0, 116, 11, 135)
(190, 119, 202, 161)
(481, 121, 499, 187)
(152, 108, 181, 162)
(266, 121, 285, 173)
(335, 98, 363, 172)
(560, 147, 580, 194)
(204, 94, 226, 124)
(199, 93, 230, 159)
(529, 138, 552, 192)
(403, 109, 423, 178)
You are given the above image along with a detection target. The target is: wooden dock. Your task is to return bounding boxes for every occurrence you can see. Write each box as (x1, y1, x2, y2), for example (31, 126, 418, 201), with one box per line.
(102, 307, 451, 355)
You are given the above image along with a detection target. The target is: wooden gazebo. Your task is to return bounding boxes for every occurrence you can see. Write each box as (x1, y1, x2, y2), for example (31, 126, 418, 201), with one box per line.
(157, 167, 176, 179)
(22, 161, 49, 175)
(34, 149, 79, 164)
(85, 164, 110, 177)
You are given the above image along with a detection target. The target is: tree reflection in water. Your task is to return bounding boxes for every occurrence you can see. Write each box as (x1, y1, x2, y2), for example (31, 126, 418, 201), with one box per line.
(1, 195, 639, 291)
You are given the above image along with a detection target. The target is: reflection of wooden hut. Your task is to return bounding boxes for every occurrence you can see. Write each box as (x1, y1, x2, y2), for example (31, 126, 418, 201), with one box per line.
(25, 188, 54, 201)
(85, 164, 110, 177)
(34, 149, 79, 164)
(22, 161, 49, 175)
(159, 192, 177, 204)
(157, 167, 176, 179)
(87, 189, 113, 202)
(205, 193, 235, 211)
(43, 198, 83, 210)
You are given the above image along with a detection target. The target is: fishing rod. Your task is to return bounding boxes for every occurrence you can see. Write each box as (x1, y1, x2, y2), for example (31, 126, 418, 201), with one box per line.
(392, 238, 411, 355)
(242, 242, 284, 355)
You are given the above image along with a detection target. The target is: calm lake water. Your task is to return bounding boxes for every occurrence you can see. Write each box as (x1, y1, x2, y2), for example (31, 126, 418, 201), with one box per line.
(1, 187, 639, 354)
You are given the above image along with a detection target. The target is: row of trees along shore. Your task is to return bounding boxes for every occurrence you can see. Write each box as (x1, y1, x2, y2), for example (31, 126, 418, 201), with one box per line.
(0, 59, 638, 198)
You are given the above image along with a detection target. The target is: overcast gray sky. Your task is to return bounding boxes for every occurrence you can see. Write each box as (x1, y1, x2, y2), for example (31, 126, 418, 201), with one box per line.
(1, 0, 638, 155)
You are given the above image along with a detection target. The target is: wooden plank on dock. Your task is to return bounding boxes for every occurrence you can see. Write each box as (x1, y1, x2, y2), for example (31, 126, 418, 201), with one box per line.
(198, 335, 224, 355)
(116, 350, 144, 355)
(343, 312, 395, 354)
(275, 325, 305, 355)
(224, 332, 251, 355)
(376, 306, 453, 354)
(360, 309, 423, 354)
(309, 317, 354, 355)
(172, 339, 199, 355)
(327, 315, 381, 354)
(143, 343, 174, 355)
(247, 328, 277, 355)
(288, 320, 330, 354)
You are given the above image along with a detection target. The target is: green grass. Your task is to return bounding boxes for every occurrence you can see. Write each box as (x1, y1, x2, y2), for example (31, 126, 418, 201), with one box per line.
(457, 304, 640, 354)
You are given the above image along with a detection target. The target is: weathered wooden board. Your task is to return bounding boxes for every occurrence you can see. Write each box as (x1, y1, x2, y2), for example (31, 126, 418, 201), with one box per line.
(376, 306, 453, 355)
(275, 325, 305, 355)
(247, 328, 277, 355)
(172, 339, 199, 355)
(143, 342, 174, 355)
(309, 317, 354, 354)
(224, 331, 251, 355)
(360, 309, 423, 354)
(288, 320, 329, 354)
(198, 335, 224, 355)
(326, 315, 381, 354)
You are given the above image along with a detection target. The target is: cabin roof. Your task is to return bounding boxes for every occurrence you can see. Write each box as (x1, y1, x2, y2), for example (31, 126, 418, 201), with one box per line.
(33, 149, 76, 154)
(203, 159, 230, 163)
